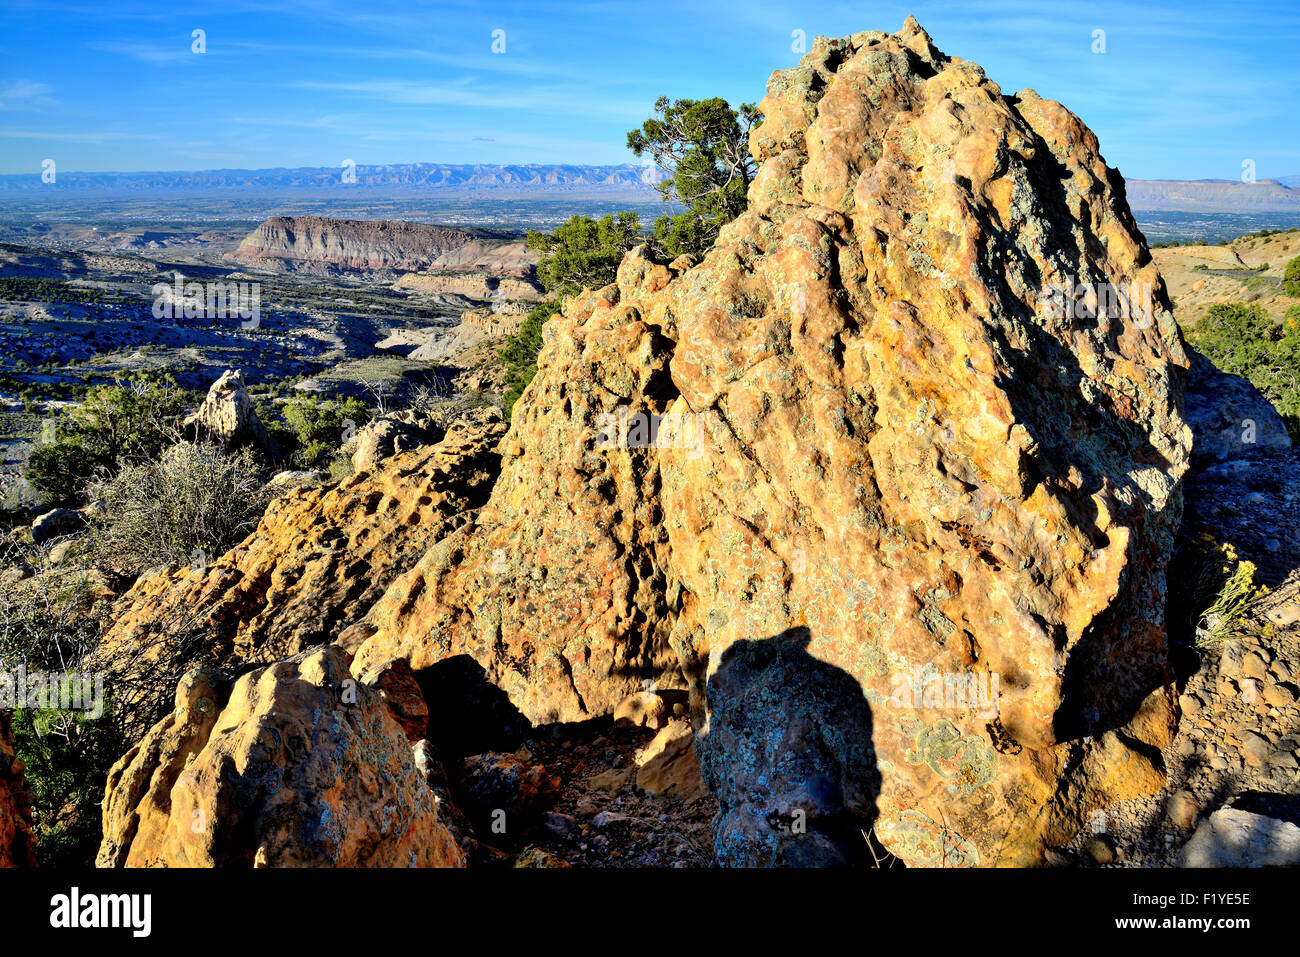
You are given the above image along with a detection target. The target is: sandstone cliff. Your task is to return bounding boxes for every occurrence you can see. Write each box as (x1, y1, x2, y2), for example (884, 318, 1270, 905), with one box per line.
(230, 216, 534, 277)
(395, 272, 544, 301)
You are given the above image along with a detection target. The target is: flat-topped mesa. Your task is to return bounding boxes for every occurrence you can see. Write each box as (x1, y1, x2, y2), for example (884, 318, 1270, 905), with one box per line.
(351, 16, 1191, 866)
(230, 216, 534, 275)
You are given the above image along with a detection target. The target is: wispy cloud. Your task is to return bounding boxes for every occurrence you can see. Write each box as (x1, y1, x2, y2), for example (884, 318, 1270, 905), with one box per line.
(0, 127, 158, 143)
(0, 79, 56, 109)
(89, 40, 196, 65)
(287, 79, 649, 121)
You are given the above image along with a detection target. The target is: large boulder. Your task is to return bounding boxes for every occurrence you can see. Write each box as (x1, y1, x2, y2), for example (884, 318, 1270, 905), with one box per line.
(1178, 808, 1300, 868)
(0, 710, 36, 867)
(30, 507, 82, 544)
(352, 18, 1193, 865)
(97, 646, 466, 868)
(1183, 347, 1291, 465)
(182, 369, 269, 449)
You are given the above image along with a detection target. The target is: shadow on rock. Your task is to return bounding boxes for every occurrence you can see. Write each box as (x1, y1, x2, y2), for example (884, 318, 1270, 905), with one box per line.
(698, 627, 882, 867)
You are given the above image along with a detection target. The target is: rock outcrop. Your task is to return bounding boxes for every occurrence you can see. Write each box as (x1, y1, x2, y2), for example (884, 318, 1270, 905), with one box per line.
(0, 710, 37, 868)
(349, 409, 445, 473)
(351, 18, 1193, 866)
(98, 646, 466, 867)
(96, 18, 1204, 868)
(1181, 450, 1300, 588)
(182, 369, 269, 450)
(395, 272, 544, 302)
(99, 411, 506, 676)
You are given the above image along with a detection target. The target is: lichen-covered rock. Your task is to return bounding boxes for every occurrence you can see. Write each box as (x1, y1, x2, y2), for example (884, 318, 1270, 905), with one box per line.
(348, 16, 1196, 868)
(0, 710, 36, 868)
(351, 275, 688, 721)
(1181, 449, 1300, 587)
(454, 751, 560, 838)
(1184, 347, 1291, 464)
(97, 646, 466, 868)
(94, 19, 1195, 868)
(353, 18, 1192, 866)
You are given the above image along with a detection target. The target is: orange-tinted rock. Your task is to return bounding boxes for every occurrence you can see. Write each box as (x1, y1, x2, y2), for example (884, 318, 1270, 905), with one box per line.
(355, 18, 1191, 866)
(636, 719, 705, 799)
(614, 691, 669, 730)
(0, 711, 36, 868)
(97, 646, 465, 868)
(95, 19, 1194, 868)
(98, 411, 506, 684)
(351, 276, 688, 722)
(359, 657, 429, 742)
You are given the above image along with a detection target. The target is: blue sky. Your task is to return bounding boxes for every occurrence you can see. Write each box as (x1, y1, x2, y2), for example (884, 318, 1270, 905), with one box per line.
(0, 0, 1296, 179)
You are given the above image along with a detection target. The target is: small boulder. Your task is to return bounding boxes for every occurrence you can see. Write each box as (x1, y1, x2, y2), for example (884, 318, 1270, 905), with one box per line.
(456, 752, 560, 834)
(1179, 808, 1300, 867)
(1242, 732, 1272, 767)
(613, 691, 668, 730)
(1085, 834, 1116, 865)
(351, 410, 444, 472)
(635, 719, 705, 799)
(1166, 790, 1200, 830)
(31, 508, 81, 544)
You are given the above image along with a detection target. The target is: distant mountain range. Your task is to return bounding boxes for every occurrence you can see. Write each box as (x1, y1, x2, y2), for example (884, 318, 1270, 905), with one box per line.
(1125, 178, 1300, 213)
(0, 163, 665, 195)
(2, 162, 1299, 214)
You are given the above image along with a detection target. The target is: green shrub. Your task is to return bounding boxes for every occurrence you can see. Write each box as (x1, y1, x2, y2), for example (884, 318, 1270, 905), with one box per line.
(500, 300, 560, 420)
(1284, 255, 1300, 297)
(24, 377, 188, 503)
(628, 96, 759, 257)
(1190, 301, 1300, 441)
(87, 442, 270, 575)
(279, 395, 370, 469)
(0, 540, 113, 866)
(526, 214, 641, 299)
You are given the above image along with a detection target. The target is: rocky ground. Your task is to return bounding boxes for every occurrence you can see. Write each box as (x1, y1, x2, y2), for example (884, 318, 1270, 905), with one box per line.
(471, 717, 717, 868)
(1061, 577, 1300, 866)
